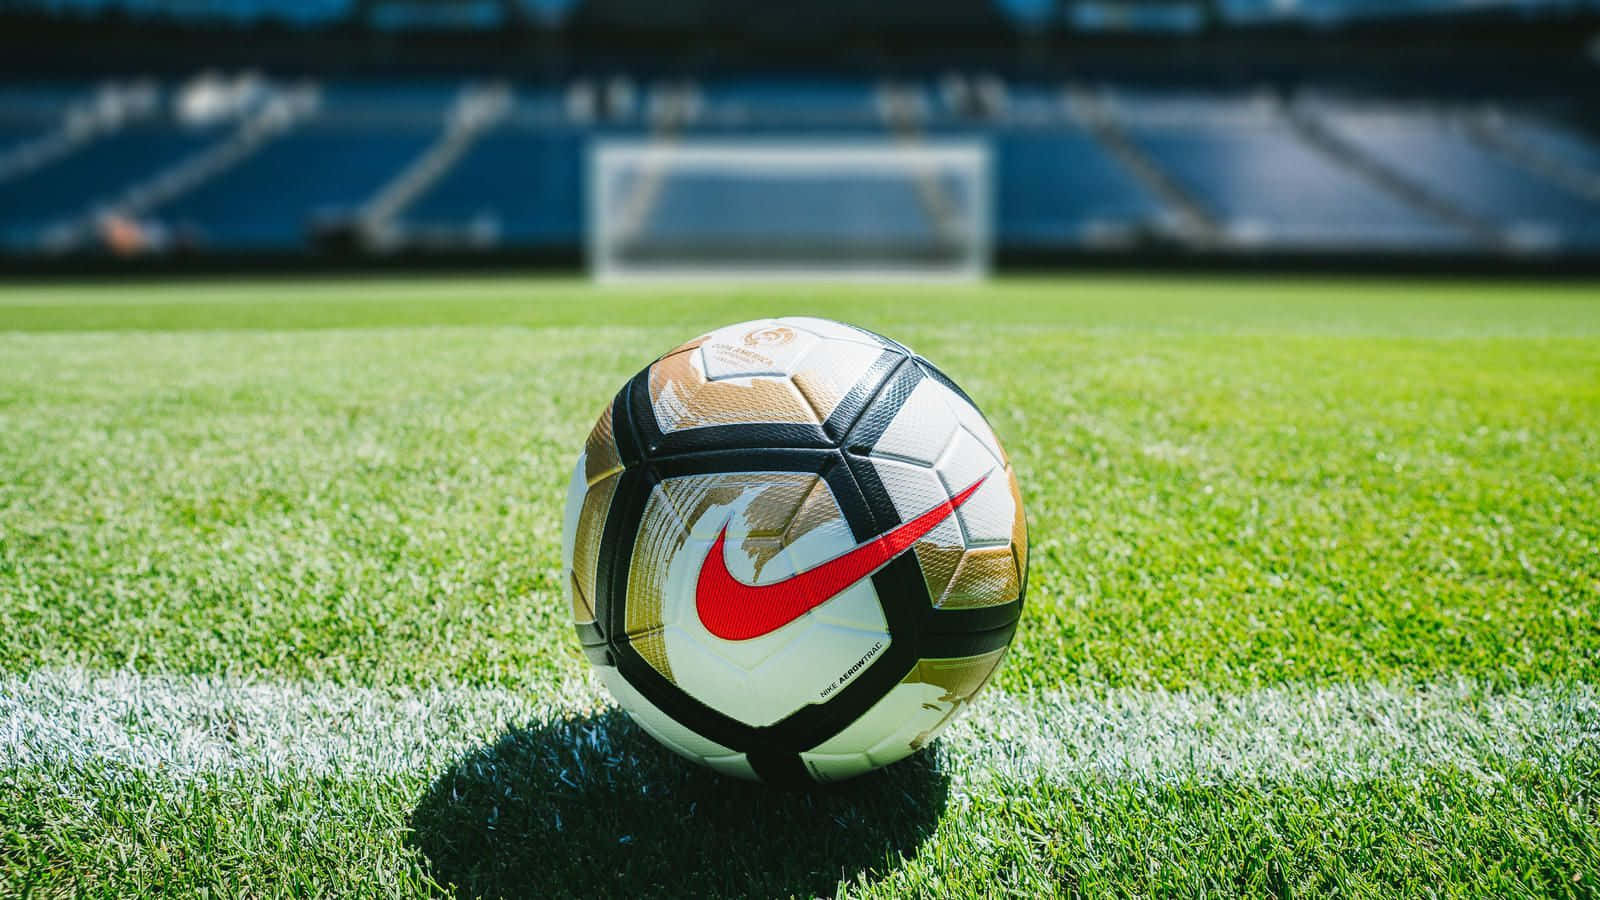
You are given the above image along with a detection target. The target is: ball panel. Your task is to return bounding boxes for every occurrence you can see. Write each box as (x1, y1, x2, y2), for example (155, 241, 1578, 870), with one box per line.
(872, 648, 1009, 764)
(649, 347, 819, 433)
(659, 333, 708, 359)
(564, 402, 626, 625)
(868, 456, 962, 540)
(724, 621, 889, 725)
(805, 647, 1009, 770)
(932, 430, 1010, 544)
(778, 316, 891, 349)
(599, 665, 742, 764)
(636, 471, 891, 728)
(698, 319, 822, 379)
(911, 540, 965, 603)
(648, 319, 892, 436)
(783, 477, 843, 546)
(788, 338, 887, 424)
(623, 488, 682, 683)
(869, 378, 961, 467)
(701, 753, 759, 780)
(583, 401, 624, 485)
(657, 472, 823, 543)
(801, 576, 889, 633)
(631, 626, 674, 681)
(939, 545, 1022, 610)
(1008, 473, 1029, 572)
(944, 387, 1010, 466)
(560, 455, 587, 617)
(563, 459, 620, 626)
(799, 752, 877, 783)
(805, 679, 933, 756)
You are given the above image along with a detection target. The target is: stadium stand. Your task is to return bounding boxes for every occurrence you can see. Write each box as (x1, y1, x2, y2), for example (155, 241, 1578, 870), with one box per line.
(1314, 104, 1600, 249)
(2, 74, 1598, 259)
(692, 80, 883, 134)
(1, 119, 227, 250)
(401, 125, 584, 248)
(993, 128, 1165, 249)
(1111, 92, 1474, 249)
(152, 117, 437, 249)
(1219, 0, 1600, 25)
(12, 0, 1597, 28)
(1, 0, 1598, 264)
(1494, 115, 1600, 176)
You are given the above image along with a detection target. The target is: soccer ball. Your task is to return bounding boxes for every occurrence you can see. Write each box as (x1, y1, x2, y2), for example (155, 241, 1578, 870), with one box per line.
(562, 317, 1026, 784)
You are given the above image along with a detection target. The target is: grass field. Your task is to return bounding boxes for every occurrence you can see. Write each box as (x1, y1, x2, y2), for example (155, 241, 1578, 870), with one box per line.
(1, 274, 1597, 897)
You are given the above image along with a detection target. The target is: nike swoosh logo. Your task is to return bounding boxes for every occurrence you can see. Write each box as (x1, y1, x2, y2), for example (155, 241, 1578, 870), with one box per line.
(695, 473, 989, 641)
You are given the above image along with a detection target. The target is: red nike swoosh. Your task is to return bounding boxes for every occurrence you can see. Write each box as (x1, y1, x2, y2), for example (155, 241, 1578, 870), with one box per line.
(695, 473, 989, 641)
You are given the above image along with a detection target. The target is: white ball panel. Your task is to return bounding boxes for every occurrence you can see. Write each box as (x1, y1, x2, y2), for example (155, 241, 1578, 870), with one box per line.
(668, 624, 783, 707)
(789, 338, 885, 418)
(804, 579, 888, 633)
(701, 753, 758, 780)
(777, 513, 858, 570)
(934, 424, 1002, 490)
(865, 682, 961, 765)
(870, 378, 961, 467)
(800, 752, 877, 783)
(870, 456, 951, 519)
(809, 680, 975, 770)
(942, 385, 1008, 464)
(869, 456, 965, 547)
(951, 473, 1016, 546)
(741, 622, 889, 714)
(777, 316, 887, 349)
(933, 427, 1012, 545)
(665, 619, 885, 728)
(599, 665, 738, 761)
(808, 679, 935, 755)
(698, 319, 824, 380)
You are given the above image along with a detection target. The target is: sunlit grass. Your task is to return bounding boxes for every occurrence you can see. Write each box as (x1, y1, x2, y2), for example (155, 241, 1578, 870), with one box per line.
(1, 274, 1596, 896)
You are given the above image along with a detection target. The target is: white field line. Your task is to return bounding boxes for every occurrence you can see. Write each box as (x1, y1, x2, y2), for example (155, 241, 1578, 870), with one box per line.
(948, 680, 1599, 786)
(1, 669, 1594, 785)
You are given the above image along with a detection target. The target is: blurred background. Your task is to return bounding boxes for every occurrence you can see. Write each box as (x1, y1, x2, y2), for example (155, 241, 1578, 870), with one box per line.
(0, 0, 1597, 275)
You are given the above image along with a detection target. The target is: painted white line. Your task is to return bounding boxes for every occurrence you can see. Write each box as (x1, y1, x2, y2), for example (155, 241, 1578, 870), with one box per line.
(0, 668, 607, 779)
(945, 679, 1599, 786)
(1, 668, 1594, 784)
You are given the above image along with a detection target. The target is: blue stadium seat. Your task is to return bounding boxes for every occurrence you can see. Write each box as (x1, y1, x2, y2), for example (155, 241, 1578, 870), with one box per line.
(1501, 116, 1600, 176)
(1129, 121, 1472, 247)
(19, 0, 352, 25)
(154, 118, 435, 248)
(0, 82, 96, 122)
(692, 79, 885, 133)
(1069, 1, 1204, 32)
(0, 122, 47, 157)
(995, 130, 1163, 247)
(1221, 0, 1600, 25)
(402, 124, 584, 246)
(1325, 110, 1600, 247)
(0, 122, 221, 249)
(317, 82, 462, 118)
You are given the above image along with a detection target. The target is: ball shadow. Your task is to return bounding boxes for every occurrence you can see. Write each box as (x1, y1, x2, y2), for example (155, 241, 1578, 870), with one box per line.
(409, 709, 951, 899)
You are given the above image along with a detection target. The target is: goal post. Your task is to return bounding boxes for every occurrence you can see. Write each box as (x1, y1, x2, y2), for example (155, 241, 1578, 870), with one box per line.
(588, 140, 992, 281)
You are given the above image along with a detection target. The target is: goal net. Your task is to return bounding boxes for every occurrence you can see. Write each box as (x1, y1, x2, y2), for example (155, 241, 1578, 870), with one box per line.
(589, 140, 991, 281)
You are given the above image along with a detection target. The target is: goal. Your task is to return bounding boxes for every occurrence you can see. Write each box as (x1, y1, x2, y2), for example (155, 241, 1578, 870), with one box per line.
(588, 140, 991, 281)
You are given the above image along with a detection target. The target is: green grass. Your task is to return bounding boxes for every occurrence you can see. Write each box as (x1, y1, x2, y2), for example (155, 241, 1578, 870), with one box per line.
(1, 274, 1597, 897)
